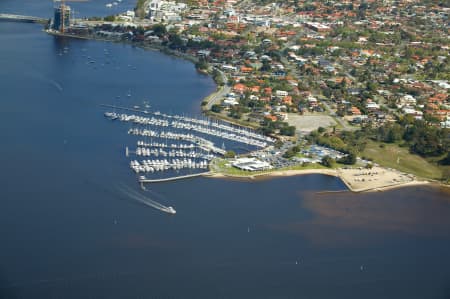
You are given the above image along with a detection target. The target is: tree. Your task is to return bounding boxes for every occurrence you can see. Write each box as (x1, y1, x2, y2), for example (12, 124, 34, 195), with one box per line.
(442, 168, 450, 183)
(280, 125, 296, 136)
(168, 33, 185, 50)
(228, 106, 243, 119)
(211, 104, 222, 113)
(386, 124, 404, 143)
(323, 88, 332, 98)
(321, 156, 334, 167)
(195, 59, 209, 71)
(135, 0, 147, 18)
(212, 69, 224, 86)
(260, 60, 271, 72)
(224, 151, 236, 158)
(104, 15, 116, 22)
(338, 152, 357, 165)
(283, 149, 296, 158)
(274, 140, 283, 148)
(366, 81, 377, 92)
(152, 24, 167, 37)
(439, 152, 450, 166)
(404, 122, 446, 157)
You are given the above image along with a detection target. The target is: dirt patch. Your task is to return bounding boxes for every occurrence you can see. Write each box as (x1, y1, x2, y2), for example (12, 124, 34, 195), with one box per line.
(286, 113, 337, 133)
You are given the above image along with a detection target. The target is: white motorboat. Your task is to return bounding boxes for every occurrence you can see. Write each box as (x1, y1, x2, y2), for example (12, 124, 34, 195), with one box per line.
(166, 206, 176, 214)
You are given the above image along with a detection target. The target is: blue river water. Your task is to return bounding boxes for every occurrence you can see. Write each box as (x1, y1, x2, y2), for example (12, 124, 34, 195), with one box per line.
(1, 2, 450, 298)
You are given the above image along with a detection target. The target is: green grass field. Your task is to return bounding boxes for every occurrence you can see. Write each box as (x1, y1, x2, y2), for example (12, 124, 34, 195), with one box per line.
(362, 140, 443, 180)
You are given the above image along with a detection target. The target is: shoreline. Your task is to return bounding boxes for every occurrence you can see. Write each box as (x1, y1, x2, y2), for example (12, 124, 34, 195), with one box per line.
(45, 29, 201, 64)
(205, 167, 435, 193)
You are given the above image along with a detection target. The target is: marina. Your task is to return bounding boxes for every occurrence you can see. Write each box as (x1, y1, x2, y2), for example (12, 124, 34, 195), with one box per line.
(137, 140, 197, 149)
(104, 104, 274, 183)
(105, 110, 274, 147)
(133, 146, 215, 160)
(130, 158, 210, 173)
(127, 128, 227, 155)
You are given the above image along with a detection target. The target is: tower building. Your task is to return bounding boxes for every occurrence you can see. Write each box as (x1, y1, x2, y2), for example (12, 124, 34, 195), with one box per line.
(52, 3, 71, 32)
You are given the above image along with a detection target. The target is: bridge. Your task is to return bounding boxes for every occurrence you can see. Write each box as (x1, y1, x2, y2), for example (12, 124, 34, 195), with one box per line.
(0, 13, 48, 24)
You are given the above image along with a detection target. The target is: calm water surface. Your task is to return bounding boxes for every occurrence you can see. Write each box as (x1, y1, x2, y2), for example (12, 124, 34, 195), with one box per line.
(1, 2, 450, 298)
(0, 0, 138, 18)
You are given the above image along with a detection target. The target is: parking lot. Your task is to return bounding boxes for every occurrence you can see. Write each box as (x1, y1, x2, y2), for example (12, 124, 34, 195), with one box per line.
(248, 140, 347, 170)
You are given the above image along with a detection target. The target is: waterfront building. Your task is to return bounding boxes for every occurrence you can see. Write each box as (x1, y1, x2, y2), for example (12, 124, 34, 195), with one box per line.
(52, 4, 71, 32)
(232, 158, 272, 171)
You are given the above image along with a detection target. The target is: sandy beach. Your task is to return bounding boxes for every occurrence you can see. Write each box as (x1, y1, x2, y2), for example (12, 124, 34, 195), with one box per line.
(336, 166, 430, 192)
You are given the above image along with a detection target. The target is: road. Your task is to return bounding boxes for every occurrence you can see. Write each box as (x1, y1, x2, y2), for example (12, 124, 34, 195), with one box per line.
(321, 100, 357, 131)
(205, 68, 230, 110)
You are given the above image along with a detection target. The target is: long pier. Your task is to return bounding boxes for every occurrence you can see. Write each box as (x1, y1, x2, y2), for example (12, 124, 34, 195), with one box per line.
(0, 13, 48, 24)
(139, 172, 211, 183)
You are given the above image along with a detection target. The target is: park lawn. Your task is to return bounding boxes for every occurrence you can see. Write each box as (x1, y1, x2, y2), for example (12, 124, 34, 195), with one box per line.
(362, 140, 443, 180)
(295, 152, 307, 158)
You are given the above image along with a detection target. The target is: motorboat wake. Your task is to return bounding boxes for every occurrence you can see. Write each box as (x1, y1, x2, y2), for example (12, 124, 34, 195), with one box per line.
(119, 185, 176, 215)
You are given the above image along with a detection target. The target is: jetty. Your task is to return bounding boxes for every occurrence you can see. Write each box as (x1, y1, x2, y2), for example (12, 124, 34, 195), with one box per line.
(0, 13, 48, 24)
(138, 172, 211, 183)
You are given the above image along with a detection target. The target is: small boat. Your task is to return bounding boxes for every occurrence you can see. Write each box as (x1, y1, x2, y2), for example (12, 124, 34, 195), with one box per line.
(104, 112, 118, 120)
(106, 3, 113, 8)
(166, 206, 176, 214)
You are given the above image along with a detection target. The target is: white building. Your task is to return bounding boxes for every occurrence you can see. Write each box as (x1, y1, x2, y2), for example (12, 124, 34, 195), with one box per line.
(147, 0, 187, 22)
(397, 94, 417, 109)
(275, 90, 288, 98)
(232, 158, 272, 171)
(403, 107, 423, 120)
